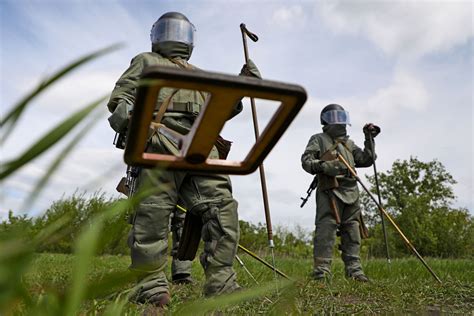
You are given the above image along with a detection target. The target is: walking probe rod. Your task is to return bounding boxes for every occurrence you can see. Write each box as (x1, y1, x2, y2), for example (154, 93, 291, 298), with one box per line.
(239, 23, 278, 279)
(335, 153, 442, 284)
(369, 132, 391, 264)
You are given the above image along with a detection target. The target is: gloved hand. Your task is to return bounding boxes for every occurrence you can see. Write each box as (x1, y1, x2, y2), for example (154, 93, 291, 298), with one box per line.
(320, 159, 347, 177)
(363, 123, 381, 139)
(108, 100, 133, 133)
(239, 59, 262, 79)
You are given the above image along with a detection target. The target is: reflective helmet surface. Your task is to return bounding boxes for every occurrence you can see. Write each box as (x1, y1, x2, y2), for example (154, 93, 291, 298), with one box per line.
(150, 12, 195, 47)
(320, 104, 351, 125)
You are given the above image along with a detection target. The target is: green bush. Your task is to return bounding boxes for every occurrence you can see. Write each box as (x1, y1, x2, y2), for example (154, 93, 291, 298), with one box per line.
(362, 157, 474, 258)
(239, 221, 312, 258)
(1, 192, 130, 255)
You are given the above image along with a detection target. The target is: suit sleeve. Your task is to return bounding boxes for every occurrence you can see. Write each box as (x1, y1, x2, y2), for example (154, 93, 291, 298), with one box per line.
(352, 138, 376, 168)
(301, 135, 323, 175)
(106, 54, 147, 113)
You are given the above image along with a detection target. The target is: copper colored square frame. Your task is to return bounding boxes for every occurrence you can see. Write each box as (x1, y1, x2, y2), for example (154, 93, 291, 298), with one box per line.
(124, 66, 307, 175)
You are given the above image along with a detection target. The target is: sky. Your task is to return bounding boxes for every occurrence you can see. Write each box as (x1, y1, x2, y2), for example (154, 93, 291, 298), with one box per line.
(1, 0, 473, 233)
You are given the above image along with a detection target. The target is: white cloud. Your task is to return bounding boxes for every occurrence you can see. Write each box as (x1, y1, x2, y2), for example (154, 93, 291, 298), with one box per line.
(355, 68, 430, 124)
(317, 1, 473, 59)
(270, 5, 307, 28)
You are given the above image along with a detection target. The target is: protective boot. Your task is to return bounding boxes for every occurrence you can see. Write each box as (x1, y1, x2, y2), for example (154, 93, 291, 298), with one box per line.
(312, 257, 332, 280)
(340, 220, 368, 281)
(148, 292, 171, 307)
(142, 292, 170, 316)
(193, 199, 240, 296)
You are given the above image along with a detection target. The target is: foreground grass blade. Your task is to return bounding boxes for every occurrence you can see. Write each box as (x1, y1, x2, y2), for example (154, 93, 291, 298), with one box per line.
(0, 96, 107, 180)
(21, 110, 103, 209)
(63, 216, 103, 315)
(61, 189, 157, 315)
(0, 43, 121, 142)
(63, 198, 134, 315)
(0, 214, 73, 313)
(177, 279, 293, 315)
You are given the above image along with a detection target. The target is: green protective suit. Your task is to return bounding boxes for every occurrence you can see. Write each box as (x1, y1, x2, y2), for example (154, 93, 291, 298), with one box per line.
(301, 130, 374, 278)
(107, 52, 242, 301)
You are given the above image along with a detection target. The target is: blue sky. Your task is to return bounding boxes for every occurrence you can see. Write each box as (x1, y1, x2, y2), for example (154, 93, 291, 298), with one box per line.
(1, 0, 473, 231)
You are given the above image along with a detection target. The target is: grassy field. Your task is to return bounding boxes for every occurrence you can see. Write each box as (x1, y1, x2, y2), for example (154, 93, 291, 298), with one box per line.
(21, 253, 473, 315)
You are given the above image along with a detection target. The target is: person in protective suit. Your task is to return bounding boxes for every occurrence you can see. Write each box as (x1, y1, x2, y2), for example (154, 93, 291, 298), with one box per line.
(106, 12, 261, 307)
(301, 104, 380, 282)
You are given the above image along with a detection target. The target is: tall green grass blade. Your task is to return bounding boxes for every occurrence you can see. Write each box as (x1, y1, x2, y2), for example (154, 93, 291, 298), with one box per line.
(0, 242, 35, 311)
(83, 270, 138, 300)
(63, 214, 103, 315)
(267, 281, 299, 314)
(102, 298, 127, 316)
(21, 110, 103, 210)
(0, 213, 74, 313)
(63, 197, 142, 315)
(177, 279, 293, 315)
(0, 43, 121, 142)
(0, 95, 107, 180)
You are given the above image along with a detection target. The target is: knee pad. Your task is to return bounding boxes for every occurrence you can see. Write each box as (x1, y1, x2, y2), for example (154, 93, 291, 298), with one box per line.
(200, 199, 239, 268)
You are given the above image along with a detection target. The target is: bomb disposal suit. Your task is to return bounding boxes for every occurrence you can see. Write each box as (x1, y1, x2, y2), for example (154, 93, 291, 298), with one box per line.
(301, 104, 379, 281)
(107, 12, 261, 305)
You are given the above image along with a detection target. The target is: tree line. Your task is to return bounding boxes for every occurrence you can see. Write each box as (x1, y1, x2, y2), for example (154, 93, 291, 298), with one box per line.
(1, 157, 472, 258)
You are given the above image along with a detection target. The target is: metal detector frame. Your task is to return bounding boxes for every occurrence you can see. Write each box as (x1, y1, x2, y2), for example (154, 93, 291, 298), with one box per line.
(124, 66, 307, 175)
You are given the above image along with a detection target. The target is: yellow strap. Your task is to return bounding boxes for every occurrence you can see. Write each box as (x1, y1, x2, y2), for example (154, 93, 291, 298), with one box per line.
(168, 58, 207, 101)
(153, 88, 179, 124)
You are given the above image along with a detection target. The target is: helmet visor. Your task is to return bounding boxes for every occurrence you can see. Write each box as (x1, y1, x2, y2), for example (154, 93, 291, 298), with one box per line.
(151, 18, 195, 46)
(321, 110, 351, 125)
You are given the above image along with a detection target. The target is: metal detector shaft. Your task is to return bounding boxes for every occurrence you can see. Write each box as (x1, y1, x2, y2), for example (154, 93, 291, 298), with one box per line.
(369, 133, 391, 263)
(336, 153, 442, 284)
(240, 23, 275, 249)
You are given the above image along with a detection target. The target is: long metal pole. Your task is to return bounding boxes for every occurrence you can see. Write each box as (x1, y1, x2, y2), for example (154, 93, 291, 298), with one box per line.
(336, 153, 442, 284)
(369, 133, 391, 264)
(239, 23, 277, 281)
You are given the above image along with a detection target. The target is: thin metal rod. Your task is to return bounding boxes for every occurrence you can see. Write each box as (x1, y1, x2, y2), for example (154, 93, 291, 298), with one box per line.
(369, 134, 391, 264)
(240, 24, 275, 257)
(236, 254, 259, 284)
(237, 244, 291, 280)
(336, 153, 442, 284)
(235, 255, 274, 304)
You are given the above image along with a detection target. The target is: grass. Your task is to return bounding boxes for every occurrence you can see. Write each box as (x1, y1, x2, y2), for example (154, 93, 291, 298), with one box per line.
(22, 253, 474, 315)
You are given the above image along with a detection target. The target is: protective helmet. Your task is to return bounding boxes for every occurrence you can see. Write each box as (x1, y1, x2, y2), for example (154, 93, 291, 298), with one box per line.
(150, 12, 195, 56)
(320, 103, 351, 125)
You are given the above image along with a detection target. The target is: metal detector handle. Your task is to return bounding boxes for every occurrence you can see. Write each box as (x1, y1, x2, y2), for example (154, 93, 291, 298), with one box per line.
(239, 23, 275, 253)
(240, 23, 259, 42)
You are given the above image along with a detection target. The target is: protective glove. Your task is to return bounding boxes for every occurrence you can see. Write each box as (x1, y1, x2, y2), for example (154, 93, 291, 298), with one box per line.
(363, 123, 381, 139)
(319, 159, 347, 177)
(108, 100, 133, 133)
(239, 59, 262, 79)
